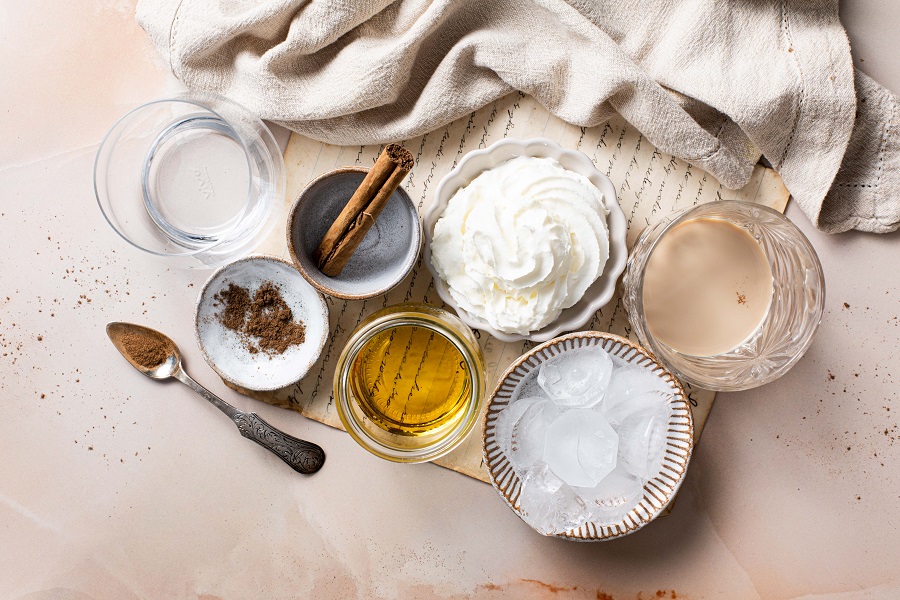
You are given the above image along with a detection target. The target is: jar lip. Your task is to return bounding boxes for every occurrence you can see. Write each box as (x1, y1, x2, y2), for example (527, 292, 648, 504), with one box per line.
(333, 307, 486, 463)
(354, 312, 477, 349)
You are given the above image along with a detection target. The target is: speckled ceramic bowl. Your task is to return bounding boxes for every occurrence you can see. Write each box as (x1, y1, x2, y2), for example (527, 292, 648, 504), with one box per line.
(195, 255, 329, 391)
(483, 331, 693, 541)
(287, 167, 422, 300)
(422, 138, 628, 343)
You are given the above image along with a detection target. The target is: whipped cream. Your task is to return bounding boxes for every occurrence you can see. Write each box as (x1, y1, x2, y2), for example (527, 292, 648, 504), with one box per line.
(430, 156, 609, 335)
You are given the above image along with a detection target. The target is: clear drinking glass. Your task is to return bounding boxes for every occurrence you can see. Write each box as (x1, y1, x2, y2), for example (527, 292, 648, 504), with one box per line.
(94, 92, 284, 268)
(623, 201, 825, 391)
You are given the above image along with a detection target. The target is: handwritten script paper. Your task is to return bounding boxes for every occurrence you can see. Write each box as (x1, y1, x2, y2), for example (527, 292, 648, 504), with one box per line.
(249, 92, 790, 483)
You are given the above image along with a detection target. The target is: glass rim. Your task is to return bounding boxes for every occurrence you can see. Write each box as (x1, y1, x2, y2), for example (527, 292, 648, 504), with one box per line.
(93, 95, 261, 258)
(334, 306, 485, 463)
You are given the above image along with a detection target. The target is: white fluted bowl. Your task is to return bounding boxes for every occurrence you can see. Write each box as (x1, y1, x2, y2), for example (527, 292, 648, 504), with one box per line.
(422, 138, 627, 343)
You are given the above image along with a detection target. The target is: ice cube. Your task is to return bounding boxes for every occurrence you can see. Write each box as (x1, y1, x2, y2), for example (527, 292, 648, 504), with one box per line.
(603, 390, 670, 426)
(543, 409, 618, 487)
(494, 399, 533, 458)
(601, 367, 672, 424)
(617, 404, 669, 480)
(606, 367, 672, 403)
(573, 465, 645, 526)
(493, 397, 559, 473)
(518, 462, 590, 535)
(537, 347, 613, 408)
(509, 369, 549, 403)
(609, 354, 627, 369)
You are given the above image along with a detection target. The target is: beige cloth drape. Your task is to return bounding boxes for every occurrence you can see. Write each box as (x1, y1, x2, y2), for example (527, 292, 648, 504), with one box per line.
(137, 0, 900, 233)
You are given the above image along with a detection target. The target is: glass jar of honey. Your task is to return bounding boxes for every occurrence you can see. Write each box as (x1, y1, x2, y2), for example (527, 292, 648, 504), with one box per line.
(334, 303, 485, 462)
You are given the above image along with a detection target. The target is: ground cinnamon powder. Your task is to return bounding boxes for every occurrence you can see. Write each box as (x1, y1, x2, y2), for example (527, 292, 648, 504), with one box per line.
(214, 281, 306, 356)
(217, 283, 251, 331)
(121, 330, 169, 368)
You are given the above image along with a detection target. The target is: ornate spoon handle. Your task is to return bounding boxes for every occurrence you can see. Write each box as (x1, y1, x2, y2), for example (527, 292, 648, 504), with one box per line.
(174, 369, 325, 475)
(232, 412, 326, 475)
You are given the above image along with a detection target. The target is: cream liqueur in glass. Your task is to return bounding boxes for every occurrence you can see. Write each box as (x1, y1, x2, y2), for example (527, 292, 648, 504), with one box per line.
(641, 218, 774, 357)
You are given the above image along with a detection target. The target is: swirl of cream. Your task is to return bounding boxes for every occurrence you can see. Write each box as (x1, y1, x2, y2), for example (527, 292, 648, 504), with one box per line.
(431, 156, 609, 335)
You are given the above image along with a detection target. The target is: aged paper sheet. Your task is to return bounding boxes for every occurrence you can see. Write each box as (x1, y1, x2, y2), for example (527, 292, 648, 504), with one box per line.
(249, 92, 790, 483)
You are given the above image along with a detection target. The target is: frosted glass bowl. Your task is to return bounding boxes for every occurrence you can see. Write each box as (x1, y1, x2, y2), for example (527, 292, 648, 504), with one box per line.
(422, 137, 628, 343)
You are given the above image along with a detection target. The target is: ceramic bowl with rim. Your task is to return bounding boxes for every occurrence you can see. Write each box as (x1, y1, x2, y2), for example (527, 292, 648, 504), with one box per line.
(287, 166, 422, 300)
(422, 137, 628, 343)
(195, 255, 329, 391)
(482, 331, 693, 541)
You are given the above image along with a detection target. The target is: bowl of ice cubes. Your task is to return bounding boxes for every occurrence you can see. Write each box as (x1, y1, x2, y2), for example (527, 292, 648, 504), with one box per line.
(482, 331, 693, 540)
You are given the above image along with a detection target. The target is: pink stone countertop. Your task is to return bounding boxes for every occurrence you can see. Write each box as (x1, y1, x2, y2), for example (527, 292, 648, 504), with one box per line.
(1, 2, 898, 599)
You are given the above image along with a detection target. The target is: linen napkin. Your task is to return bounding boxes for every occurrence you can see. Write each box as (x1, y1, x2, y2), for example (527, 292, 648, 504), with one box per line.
(136, 0, 900, 234)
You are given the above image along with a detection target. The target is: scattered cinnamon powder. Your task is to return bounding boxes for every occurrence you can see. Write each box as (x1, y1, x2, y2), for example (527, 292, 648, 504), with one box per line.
(120, 330, 169, 368)
(214, 281, 306, 356)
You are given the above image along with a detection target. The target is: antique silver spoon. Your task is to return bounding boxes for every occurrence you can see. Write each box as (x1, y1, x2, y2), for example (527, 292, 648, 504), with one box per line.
(106, 321, 325, 475)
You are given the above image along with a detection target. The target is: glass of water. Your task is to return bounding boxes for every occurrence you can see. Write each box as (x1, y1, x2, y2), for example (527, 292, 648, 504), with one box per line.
(94, 93, 284, 268)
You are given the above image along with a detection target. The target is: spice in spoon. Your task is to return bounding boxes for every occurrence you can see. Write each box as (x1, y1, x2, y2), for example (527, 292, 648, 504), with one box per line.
(120, 329, 170, 369)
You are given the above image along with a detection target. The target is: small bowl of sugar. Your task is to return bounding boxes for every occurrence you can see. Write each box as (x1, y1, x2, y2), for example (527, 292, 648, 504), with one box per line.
(482, 331, 693, 540)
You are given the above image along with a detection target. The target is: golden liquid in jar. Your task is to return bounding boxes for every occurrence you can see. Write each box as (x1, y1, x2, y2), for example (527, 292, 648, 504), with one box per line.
(349, 325, 472, 436)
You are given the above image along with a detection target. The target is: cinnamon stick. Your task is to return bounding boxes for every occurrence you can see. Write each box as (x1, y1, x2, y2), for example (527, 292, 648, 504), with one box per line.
(314, 144, 413, 277)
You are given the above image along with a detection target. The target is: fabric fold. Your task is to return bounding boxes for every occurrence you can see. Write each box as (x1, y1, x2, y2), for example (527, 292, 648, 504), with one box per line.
(821, 70, 900, 233)
(136, 0, 900, 233)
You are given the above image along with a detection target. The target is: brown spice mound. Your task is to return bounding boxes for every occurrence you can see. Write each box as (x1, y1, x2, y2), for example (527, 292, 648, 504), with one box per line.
(214, 281, 306, 356)
(216, 283, 251, 331)
(121, 329, 169, 368)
